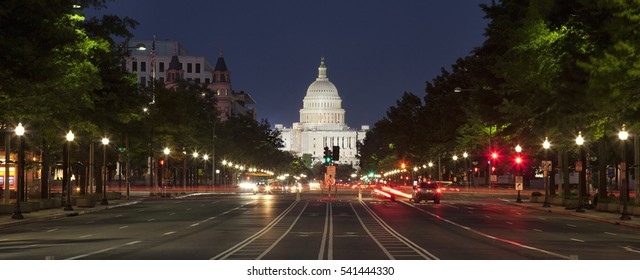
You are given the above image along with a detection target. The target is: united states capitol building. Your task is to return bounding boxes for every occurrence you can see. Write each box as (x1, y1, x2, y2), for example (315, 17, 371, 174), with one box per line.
(275, 58, 369, 168)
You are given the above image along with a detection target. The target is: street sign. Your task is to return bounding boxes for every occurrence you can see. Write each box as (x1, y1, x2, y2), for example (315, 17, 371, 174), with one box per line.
(326, 165, 336, 177)
(515, 176, 523, 191)
(490, 175, 497, 182)
(542, 160, 552, 171)
(325, 174, 335, 186)
(575, 161, 583, 172)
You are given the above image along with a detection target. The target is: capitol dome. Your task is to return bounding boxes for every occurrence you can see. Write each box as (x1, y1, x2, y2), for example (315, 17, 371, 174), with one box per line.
(299, 58, 346, 131)
(306, 58, 339, 97)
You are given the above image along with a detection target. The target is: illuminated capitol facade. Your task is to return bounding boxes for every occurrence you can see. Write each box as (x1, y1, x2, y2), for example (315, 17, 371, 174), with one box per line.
(275, 58, 368, 168)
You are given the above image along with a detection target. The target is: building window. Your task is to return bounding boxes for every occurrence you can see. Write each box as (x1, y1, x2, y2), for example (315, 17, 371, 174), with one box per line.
(132, 61, 137, 72)
(195, 78, 201, 83)
(159, 62, 165, 72)
(141, 62, 146, 72)
(196, 63, 201, 73)
(205, 78, 210, 84)
(140, 76, 146, 86)
(187, 63, 192, 73)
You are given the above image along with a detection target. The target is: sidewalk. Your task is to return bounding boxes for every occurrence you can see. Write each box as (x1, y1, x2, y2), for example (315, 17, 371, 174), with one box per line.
(513, 200, 640, 229)
(0, 198, 143, 229)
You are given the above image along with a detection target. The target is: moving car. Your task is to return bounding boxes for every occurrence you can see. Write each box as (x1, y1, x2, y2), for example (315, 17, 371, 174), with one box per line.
(411, 181, 441, 204)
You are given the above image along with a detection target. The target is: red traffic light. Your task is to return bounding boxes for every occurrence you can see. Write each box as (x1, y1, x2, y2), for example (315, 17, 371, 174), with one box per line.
(159, 159, 165, 166)
(491, 166, 496, 172)
(492, 152, 498, 159)
(515, 156, 522, 164)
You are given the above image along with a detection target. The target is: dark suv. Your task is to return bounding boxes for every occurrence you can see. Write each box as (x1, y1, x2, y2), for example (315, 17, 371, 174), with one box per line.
(412, 181, 441, 204)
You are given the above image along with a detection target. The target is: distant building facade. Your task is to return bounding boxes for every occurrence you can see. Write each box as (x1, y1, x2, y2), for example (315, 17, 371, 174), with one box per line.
(275, 58, 368, 168)
(125, 39, 255, 121)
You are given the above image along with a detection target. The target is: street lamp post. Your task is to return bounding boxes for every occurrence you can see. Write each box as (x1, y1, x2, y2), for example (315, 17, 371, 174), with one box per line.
(64, 130, 74, 211)
(101, 137, 109, 205)
(452, 155, 458, 184)
(428, 162, 433, 179)
(463, 152, 469, 189)
(192, 151, 199, 190)
(163, 147, 170, 196)
(542, 137, 551, 207)
(619, 125, 631, 220)
(515, 144, 523, 203)
(575, 132, 586, 213)
(12, 123, 25, 219)
(203, 154, 209, 187)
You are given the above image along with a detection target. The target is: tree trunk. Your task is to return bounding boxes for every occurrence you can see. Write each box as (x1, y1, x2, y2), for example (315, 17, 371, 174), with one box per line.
(598, 137, 608, 200)
(561, 149, 571, 198)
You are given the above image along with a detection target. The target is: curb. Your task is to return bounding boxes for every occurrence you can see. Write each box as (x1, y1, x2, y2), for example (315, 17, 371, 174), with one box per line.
(0, 200, 142, 230)
(512, 202, 640, 229)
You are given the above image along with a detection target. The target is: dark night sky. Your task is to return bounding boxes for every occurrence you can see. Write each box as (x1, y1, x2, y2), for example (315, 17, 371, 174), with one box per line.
(87, 0, 490, 128)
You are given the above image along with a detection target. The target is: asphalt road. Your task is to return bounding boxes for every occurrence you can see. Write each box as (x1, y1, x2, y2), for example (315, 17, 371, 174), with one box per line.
(1, 190, 640, 260)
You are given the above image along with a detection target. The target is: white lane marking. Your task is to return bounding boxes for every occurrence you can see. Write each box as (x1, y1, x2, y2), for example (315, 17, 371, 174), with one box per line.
(119, 226, 129, 230)
(189, 201, 254, 228)
(163, 231, 176, 236)
(47, 228, 58, 233)
(485, 215, 491, 219)
(533, 229, 543, 232)
(570, 238, 585, 243)
(147, 218, 155, 222)
(623, 246, 640, 254)
(505, 222, 513, 225)
(605, 232, 617, 236)
(318, 203, 330, 260)
(399, 200, 571, 259)
(86, 221, 95, 224)
(115, 215, 123, 218)
(257, 203, 309, 260)
(79, 235, 92, 239)
(537, 217, 547, 221)
(186, 208, 192, 211)
(66, 241, 141, 260)
(0, 239, 8, 242)
(567, 224, 577, 228)
(169, 213, 175, 216)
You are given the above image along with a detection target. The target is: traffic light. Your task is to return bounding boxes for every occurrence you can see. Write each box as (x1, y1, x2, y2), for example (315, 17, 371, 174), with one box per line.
(491, 166, 496, 172)
(159, 159, 165, 166)
(323, 147, 332, 164)
(332, 146, 340, 161)
(401, 162, 406, 169)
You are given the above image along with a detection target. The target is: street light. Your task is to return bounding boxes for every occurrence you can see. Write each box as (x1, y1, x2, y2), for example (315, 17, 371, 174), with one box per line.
(452, 155, 458, 183)
(619, 125, 631, 220)
(12, 123, 25, 219)
(203, 154, 209, 186)
(163, 147, 170, 195)
(101, 137, 109, 205)
(463, 152, 469, 189)
(64, 130, 74, 211)
(575, 131, 586, 213)
(542, 137, 551, 207)
(192, 151, 199, 188)
(515, 144, 523, 203)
